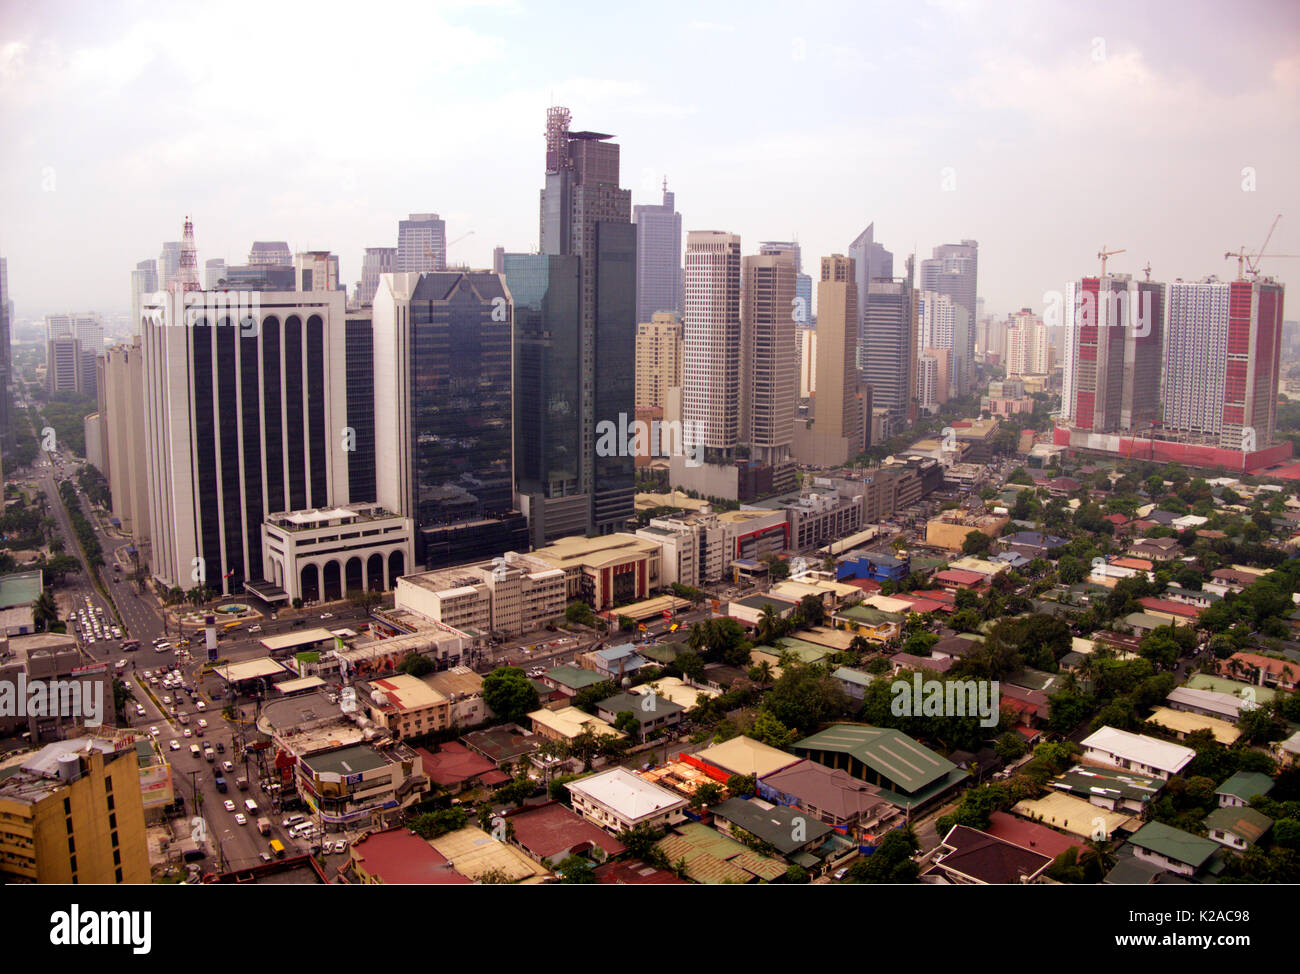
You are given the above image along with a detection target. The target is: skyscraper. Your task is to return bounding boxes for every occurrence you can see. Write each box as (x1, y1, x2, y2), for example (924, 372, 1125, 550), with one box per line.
(1161, 277, 1280, 450)
(863, 259, 915, 435)
(538, 107, 637, 533)
(506, 252, 586, 546)
(635, 312, 683, 410)
(396, 214, 447, 273)
(1005, 309, 1051, 378)
(920, 241, 978, 396)
(158, 241, 182, 289)
(741, 251, 797, 466)
(372, 271, 528, 568)
(101, 338, 150, 540)
(1061, 275, 1164, 435)
(634, 180, 683, 323)
(140, 285, 352, 595)
(130, 259, 158, 332)
(358, 247, 396, 307)
(849, 224, 893, 369)
(204, 259, 227, 289)
(759, 241, 812, 327)
(793, 254, 862, 466)
(682, 231, 742, 457)
(45, 314, 104, 395)
(247, 241, 292, 267)
(294, 251, 341, 292)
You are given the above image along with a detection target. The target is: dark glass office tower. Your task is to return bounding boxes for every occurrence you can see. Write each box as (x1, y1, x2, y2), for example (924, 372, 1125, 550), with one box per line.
(345, 310, 377, 502)
(539, 106, 637, 534)
(506, 253, 588, 545)
(406, 272, 528, 567)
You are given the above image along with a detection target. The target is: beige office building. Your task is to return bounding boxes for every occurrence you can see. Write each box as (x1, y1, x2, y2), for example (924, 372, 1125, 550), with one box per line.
(793, 255, 862, 466)
(635, 312, 683, 410)
(101, 337, 151, 541)
(798, 326, 817, 399)
(682, 231, 742, 454)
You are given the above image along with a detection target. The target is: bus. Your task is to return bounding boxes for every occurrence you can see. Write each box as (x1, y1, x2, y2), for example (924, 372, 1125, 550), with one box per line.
(122, 639, 140, 652)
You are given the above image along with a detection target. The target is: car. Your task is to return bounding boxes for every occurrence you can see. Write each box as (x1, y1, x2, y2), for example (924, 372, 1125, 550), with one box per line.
(162, 696, 172, 705)
(224, 799, 236, 812)
(150, 726, 160, 737)
(199, 719, 208, 729)
(169, 739, 180, 750)
(222, 760, 234, 773)
(235, 813, 247, 826)
(320, 612, 334, 620)
(135, 706, 146, 717)
(248, 625, 262, 633)
(196, 701, 207, 711)
(259, 852, 273, 863)
(216, 741, 225, 753)
(142, 669, 152, 679)
(334, 840, 348, 854)
(183, 728, 193, 738)
(833, 867, 849, 881)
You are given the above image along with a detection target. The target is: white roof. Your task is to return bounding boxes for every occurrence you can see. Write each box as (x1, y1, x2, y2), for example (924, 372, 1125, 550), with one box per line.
(1082, 726, 1195, 774)
(566, 767, 685, 819)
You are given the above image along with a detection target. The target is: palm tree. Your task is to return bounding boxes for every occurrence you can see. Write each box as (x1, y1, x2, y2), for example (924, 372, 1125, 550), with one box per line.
(755, 604, 778, 646)
(33, 589, 58, 631)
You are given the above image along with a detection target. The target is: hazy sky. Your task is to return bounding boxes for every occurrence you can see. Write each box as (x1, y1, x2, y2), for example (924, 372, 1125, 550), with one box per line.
(1, 0, 1297, 320)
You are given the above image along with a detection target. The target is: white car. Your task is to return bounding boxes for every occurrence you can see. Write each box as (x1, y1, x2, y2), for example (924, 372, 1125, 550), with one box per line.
(249, 624, 262, 633)
(162, 696, 172, 705)
(235, 813, 247, 826)
(135, 706, 146, 717)
(169, 739, 180, 750)
(224, 800, 236, 812)
(320, 613, 334, 620)
(222, 760, 234, 773)
(333, 840, 348, 854)
(150, 726, 160, 737)
(196, 701, 207, 711)
(183, 728, 192, 738)
(198, 719, 208, 729)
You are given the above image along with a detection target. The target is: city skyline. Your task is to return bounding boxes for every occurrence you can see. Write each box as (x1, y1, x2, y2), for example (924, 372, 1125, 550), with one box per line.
(1, 1, 1296, 317)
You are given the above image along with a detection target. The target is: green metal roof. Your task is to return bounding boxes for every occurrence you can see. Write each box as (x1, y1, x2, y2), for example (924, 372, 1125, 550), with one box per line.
(544, 665, 605, 690)
(1215, 771, 1275, 803)
(1128, 821, 1219, 868)
(1203, 806, 1272, 845)
(793, 723, 959, 798)
(0, 570, 43, 609)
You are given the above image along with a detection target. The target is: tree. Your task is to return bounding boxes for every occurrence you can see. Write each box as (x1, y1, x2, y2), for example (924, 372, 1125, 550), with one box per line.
(565, 601, 597, 627)
(397, 652, 434, 677)
(747, 707, 798, 748)
(689, 782, 723, 809)
(32, 589, 58, 631)
(848, 827, 920, 883)
(797, 594, 826, 628)
(482, 666, 540, 723)
(765, 666, 849, 734)
(962, 530, 993, 557)
(726, 774, 757, 797)
(409, 807, 467, 839)
(994, 732, 1027, 762)
(555, 854, 596, 884)
(613, 711, 639, 736)
(346, 587, 382, 614)
(784, 864, 811, 884)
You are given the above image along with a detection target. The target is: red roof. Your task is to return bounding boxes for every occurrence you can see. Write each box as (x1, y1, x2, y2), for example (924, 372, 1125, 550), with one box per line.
(350, 828, 473, 884)
(985, 811, 1082, 860)
(1137, 596, 1201, 618)
(843, 578, 883, 594)
(505, 802, 626, 861)
(593, 859, 687, 884)
(1103, 513, 1130, 525)
(416, 742, 502, 788)
(934, 569, 986, 587)
(895, 596, 949, 615)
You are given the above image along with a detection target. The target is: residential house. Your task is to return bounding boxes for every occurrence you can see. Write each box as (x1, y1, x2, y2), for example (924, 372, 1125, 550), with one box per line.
(1081, 726, 1195, 780)
(1203, 806, 1272, 852)
(1126, 821, 1220, 878)
(566, 767, 688, 834)
(930, 825, 1053, 885)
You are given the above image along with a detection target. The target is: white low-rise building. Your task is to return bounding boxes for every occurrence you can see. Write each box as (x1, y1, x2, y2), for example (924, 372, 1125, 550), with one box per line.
(566, 767, 689, 835)
(395, 552, 567, 638)
(1081, 726, 1195, 781)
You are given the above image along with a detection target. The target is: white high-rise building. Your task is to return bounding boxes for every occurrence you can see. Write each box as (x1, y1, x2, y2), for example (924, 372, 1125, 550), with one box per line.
(396, 214, 447, 273)
(1162, 277, 1281, 449)
(917, 352, 941, 413)
(358, 247, 396, 307)
(741, 251, 797, 465)
(139, 288, 352, 594)
(920, 241, 978, 395)
(101, 338, 150, 541)
(682, 231, 742, 454)
(798, 326, 817, 399)
(294, 251, 341, 292)
(1006, 309, 1050, 377)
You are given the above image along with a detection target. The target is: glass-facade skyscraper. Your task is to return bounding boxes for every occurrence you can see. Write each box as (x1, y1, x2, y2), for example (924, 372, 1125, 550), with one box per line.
(634, 181, 683, 323)
(538, 106, 637, 535)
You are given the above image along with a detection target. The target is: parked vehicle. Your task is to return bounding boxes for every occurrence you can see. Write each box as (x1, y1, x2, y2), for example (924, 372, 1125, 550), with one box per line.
(256, 817, 272, 836)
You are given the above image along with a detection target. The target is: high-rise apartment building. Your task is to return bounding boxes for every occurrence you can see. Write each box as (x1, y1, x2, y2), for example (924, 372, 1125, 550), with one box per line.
(295, 251, 341, 292)
(1161, 277, 1281, 449)
(920, 241, 978, 395)
(45, 314, 104, 396)
(682, 231, 742, 457)
(1005, 309, 1051, 378)
(372, 271, 528, 568)
(635, 312, 683, 410)
(396, 214, 447, 273)
(918, 352, 942, 414)
(538, 107, 637, 533)
(140, 286, 352, 595)
(634, 180, 683, 323)
(849, 224, 893, 370)
(1061, 275, 1164, 435)
(0, 737, 150, 884)
(741, 251, 797, 466)
(358, 247, 396, 307)
(917, 290, 968, 400)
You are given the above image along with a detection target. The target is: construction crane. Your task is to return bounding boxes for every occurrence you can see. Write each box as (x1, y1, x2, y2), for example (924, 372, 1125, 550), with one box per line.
(1225, 214, 1299, 279)
(1097, 245, 1126, 277)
